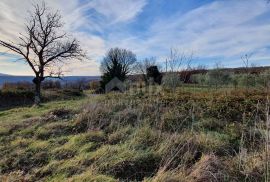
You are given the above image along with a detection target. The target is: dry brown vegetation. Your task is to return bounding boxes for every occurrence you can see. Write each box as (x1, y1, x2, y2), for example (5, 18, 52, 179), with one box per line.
(0, 88, 269, 181)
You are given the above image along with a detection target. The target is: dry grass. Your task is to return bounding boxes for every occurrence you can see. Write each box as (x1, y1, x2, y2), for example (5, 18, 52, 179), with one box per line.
(0, 88, 269, 181)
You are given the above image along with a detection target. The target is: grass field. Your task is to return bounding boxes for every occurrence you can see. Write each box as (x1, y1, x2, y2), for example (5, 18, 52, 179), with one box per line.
(0, 87, 269, 181)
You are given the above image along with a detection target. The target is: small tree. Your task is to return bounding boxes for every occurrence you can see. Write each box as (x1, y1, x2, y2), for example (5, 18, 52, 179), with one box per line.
(241, 54, 252, 89)
(0, 2, 85, 105)
(100, 48, 137, 90)
(146, 66, 163, 85)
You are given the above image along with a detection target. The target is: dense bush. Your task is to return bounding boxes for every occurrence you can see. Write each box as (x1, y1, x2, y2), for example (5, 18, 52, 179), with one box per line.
(206, 69, 231, 88)
(0, 89, 83, 110)
(146, 66, 163, 85)
(191, 73, 207, 85)
(192, 69, 270, 90)
(0, 90, 34, 109)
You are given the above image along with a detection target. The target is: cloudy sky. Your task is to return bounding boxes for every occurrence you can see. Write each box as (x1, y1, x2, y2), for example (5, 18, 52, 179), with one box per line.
(0, 0, 270, 76)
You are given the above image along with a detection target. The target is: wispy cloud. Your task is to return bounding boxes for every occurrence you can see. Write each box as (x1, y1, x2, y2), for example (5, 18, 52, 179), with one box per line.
(108, 0, 270, 67)
(87, 0, 147, 24)
(0, 54, 32, 75)
(0, 0, 270, 75)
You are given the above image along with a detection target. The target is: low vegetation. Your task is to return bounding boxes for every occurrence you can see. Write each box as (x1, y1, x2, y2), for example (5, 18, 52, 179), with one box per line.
(0, 88, 84, 110)
(0, 87, 269, 181)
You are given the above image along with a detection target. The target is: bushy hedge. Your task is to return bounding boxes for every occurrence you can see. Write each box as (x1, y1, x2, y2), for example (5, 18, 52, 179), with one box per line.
(0, 90, 35, 109)
(191, 69, 270, 89)
(0, 89, 84, 110)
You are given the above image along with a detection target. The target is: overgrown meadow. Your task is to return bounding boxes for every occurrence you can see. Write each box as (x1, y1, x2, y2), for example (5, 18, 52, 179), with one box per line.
(0, 86, 269, 182)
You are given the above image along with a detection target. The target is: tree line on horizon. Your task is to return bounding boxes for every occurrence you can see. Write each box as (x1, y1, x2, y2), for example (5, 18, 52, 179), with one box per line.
(1, 2, 270, 105)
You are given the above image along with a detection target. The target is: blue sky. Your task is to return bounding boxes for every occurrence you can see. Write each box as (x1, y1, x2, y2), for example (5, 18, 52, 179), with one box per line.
(0, 0, 270, 75)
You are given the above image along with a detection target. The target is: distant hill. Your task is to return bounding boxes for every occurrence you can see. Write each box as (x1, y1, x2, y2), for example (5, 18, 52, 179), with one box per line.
(0, 73, 11, 76)
(0, 75, 100, 87)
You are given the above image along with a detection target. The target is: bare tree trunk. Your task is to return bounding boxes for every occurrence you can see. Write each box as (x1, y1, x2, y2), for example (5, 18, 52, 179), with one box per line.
(34, 78, 42, 105)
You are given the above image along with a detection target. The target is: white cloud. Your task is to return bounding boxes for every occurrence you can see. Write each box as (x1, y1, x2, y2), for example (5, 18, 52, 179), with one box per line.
(109, 0, 270, 67)
(87, 0, 147, 24)
(0, 55, 32, 75)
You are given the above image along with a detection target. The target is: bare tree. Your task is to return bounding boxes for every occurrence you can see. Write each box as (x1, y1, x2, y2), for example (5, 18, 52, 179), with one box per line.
(0, 2, 85, 105)
(163, 48, 194, 90)
(166, 48, 193, 73)
(180, 52, 194, 83)
(241, 54, 252, 89)
(166, 48, 185, 73)
(241, 54, 252, 73)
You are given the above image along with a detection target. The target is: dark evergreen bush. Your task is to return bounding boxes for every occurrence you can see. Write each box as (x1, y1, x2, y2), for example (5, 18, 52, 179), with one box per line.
(146, 66, 163, 85)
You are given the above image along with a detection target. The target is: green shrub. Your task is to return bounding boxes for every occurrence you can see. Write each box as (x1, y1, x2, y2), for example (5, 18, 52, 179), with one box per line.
(191, 73, 207, 85)
(206, 69, 231, 88)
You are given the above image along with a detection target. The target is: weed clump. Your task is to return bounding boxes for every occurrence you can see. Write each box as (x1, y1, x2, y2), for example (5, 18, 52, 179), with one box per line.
(187, 154, 227, 182)
(91, 145, 161, 181)
(35, 122, 73, 140)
